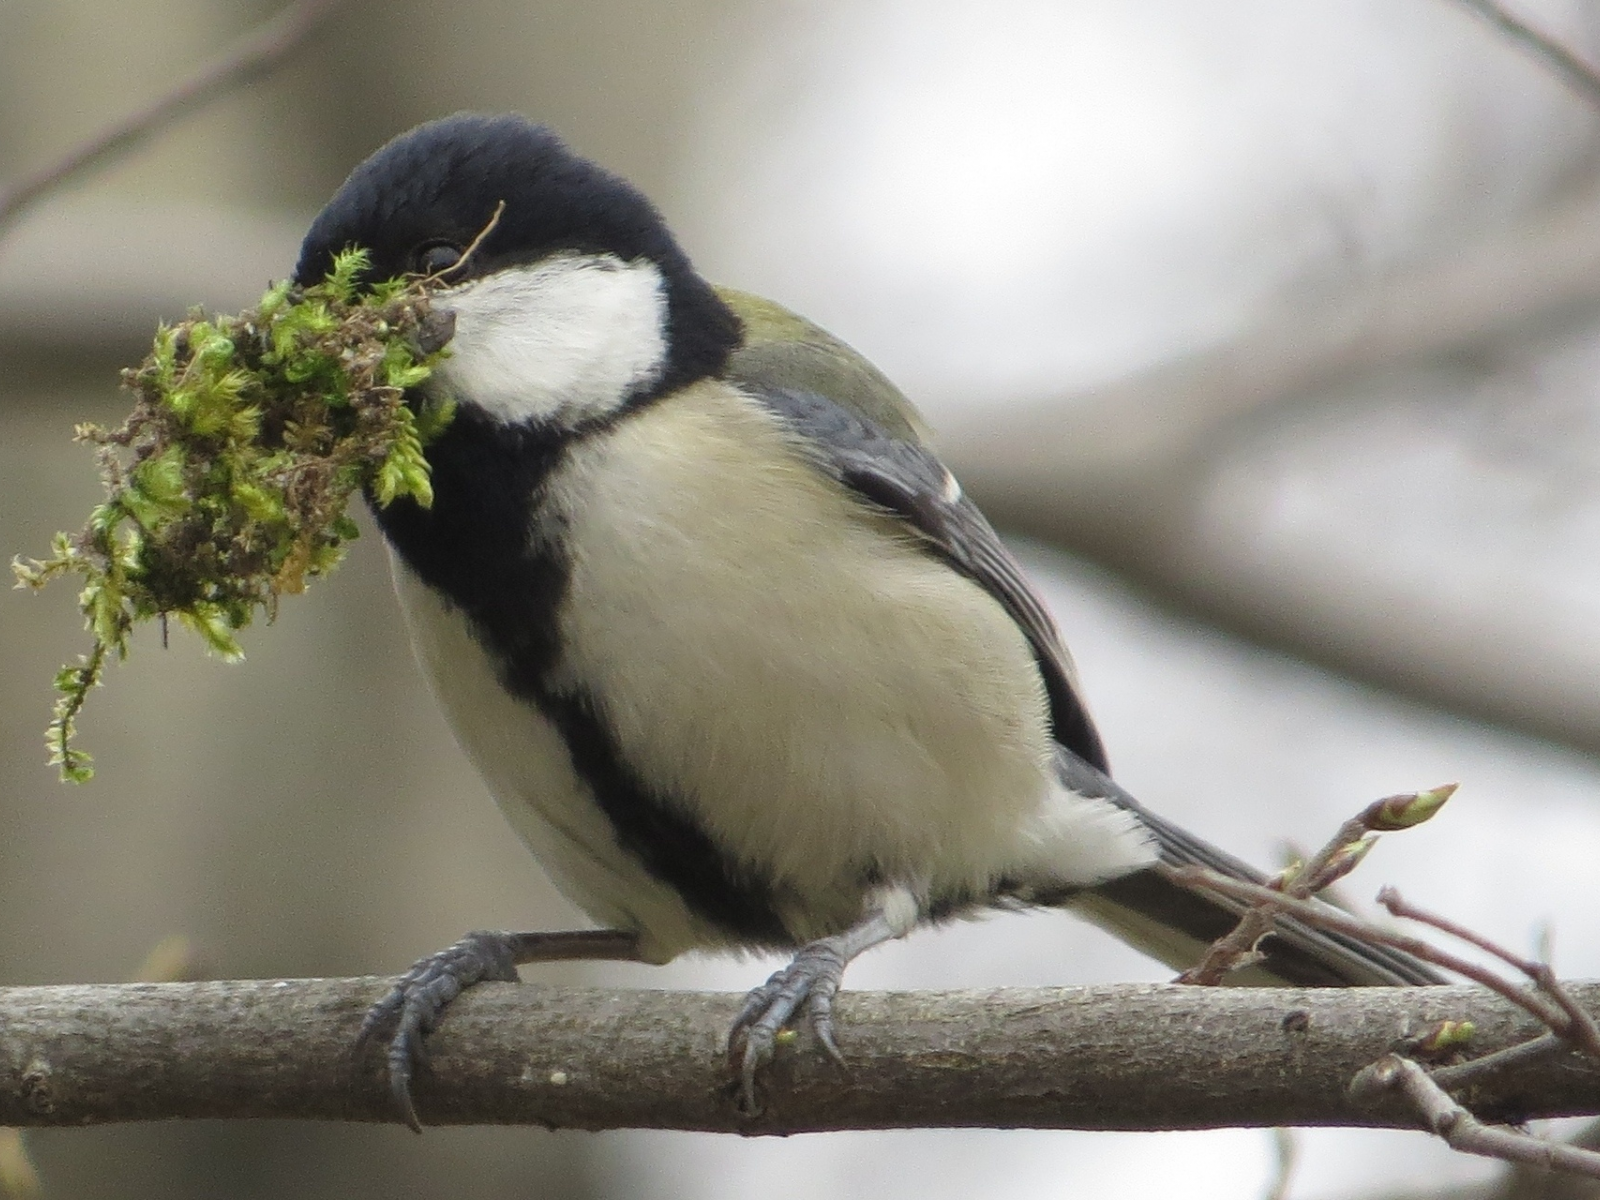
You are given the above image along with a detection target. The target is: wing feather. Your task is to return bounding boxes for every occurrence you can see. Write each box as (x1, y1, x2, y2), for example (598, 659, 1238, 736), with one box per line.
(719, 299, 1441, 988)
(746, 384, 1109, 772)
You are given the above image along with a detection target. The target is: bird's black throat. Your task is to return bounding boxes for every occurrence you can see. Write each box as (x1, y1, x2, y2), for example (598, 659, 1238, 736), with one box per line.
(372, 409, 792, 948)
(373, 408, 573, 682)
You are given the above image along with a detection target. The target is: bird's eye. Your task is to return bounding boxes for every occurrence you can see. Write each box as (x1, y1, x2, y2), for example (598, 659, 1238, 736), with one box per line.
(414, 242, 464, 276)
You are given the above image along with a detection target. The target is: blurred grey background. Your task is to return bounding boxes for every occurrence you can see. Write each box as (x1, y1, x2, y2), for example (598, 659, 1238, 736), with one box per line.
(7, 1, 1600, 1197)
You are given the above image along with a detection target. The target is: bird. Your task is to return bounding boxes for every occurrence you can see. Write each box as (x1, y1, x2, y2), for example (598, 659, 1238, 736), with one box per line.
(293, 112, 1441, 1130)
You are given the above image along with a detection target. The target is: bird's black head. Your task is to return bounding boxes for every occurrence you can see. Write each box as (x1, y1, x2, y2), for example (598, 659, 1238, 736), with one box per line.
(295, 113, 740, 397)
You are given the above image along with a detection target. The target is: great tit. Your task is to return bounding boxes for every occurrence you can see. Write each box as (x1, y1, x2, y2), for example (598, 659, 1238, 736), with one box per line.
(294, 113, 1440, 1128)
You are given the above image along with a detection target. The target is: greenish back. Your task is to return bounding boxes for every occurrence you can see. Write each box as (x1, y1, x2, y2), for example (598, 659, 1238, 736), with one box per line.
(715, 287, 931, 445)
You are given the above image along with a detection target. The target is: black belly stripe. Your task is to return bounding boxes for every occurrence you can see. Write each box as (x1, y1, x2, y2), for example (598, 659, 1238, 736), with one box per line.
(535, 686, 791, 946)
(372, 405, 791, 945)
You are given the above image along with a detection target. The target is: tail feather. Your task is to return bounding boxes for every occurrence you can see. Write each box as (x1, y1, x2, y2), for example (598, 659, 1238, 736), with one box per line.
(1053, 750, 1445, 987)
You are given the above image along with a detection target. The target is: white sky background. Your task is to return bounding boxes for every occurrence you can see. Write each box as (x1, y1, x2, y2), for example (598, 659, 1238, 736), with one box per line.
(675, 0, 1600, 406)
(580, 2, 1600, 1198)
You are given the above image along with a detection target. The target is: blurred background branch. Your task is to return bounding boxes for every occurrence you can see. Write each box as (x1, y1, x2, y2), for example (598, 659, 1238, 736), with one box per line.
(0, 0, 346, 238)
(1449, 0, 1600, 106)
(944, 172, 1600, 754)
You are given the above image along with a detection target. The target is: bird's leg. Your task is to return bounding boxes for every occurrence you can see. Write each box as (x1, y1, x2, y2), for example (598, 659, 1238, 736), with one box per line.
(358, 928, 642, 1131)
(728, 903, 909, 1115)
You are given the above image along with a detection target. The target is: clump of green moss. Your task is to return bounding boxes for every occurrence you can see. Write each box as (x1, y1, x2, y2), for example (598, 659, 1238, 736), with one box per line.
(13, 247, 457, 782)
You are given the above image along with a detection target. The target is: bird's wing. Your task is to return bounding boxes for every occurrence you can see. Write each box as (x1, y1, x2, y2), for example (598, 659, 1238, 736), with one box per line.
(716, 286, 932, 444)
(716, 286, 1106, 769)
(730, 371, 1443, 987)
(740, 380, 1111, 775)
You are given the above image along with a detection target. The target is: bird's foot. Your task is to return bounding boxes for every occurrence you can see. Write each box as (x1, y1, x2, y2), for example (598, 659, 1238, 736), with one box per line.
(356, 929, 521, 1132)
(728, 936, 851, 1115)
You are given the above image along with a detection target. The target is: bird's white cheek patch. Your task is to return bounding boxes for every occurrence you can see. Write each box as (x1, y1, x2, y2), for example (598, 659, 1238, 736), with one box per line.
(431, 253, 668, 427)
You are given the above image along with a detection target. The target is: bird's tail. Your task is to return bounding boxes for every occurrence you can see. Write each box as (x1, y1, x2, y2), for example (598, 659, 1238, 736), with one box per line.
(1052, 751, 1445, 987)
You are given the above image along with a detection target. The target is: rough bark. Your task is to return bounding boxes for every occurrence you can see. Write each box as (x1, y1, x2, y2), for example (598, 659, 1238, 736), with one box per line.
(2, 979, 1599, 1133)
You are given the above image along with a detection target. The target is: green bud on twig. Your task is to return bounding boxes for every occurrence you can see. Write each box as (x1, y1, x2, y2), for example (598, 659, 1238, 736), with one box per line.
(1418, 1019, 1476, 1055)
(1308, 833, 1379, 891)
(1364, 784, 1457, 832)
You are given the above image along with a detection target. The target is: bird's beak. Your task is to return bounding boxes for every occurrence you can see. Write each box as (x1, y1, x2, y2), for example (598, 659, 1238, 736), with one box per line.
(414, 306, 457, 357)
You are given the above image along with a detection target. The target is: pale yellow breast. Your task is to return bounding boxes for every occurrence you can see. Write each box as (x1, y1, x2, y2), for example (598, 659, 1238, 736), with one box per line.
(389, 553, 718, 960)
(548, 381, 1060, 931)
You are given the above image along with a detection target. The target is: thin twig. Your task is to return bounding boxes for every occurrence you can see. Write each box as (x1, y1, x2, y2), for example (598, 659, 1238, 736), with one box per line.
(427, 201, 506, 283)
(1184, 866, 1600, 1181)
(0, 0, 347, 239)
(1496, 1119, 1600, 1200)
(1278, 841, 1363, 915)
(1177, 815, 1360, 985)
(1177, 787, 1451, 985)
(1448, 0, 1600, 108)
(1353, 1054, 1600, 1180)
(1539, 967, 1600, 1067)
(1159, 865, 1572, 1036)
(1380, 887, 1555, 979)
(1177, 901, 1277, 985)
(1430, 1032, 1572, 1091)
(1379, 889, 1600, 1063)
(1264, 1127, 1299, 1200)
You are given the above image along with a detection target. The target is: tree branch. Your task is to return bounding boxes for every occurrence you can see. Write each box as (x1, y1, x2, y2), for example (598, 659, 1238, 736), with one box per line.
(1353, 1054, 1600, 1179)
(1447, 0, 1600, 108)
(3, 978, 1600, 1132)
(945, 173, 1600, 520)
(0, 0, 346, 239)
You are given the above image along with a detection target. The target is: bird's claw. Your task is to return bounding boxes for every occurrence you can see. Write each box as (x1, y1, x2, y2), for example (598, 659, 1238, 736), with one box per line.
(728, 937, 850, 1115)
(356, 930, 521, 1132)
